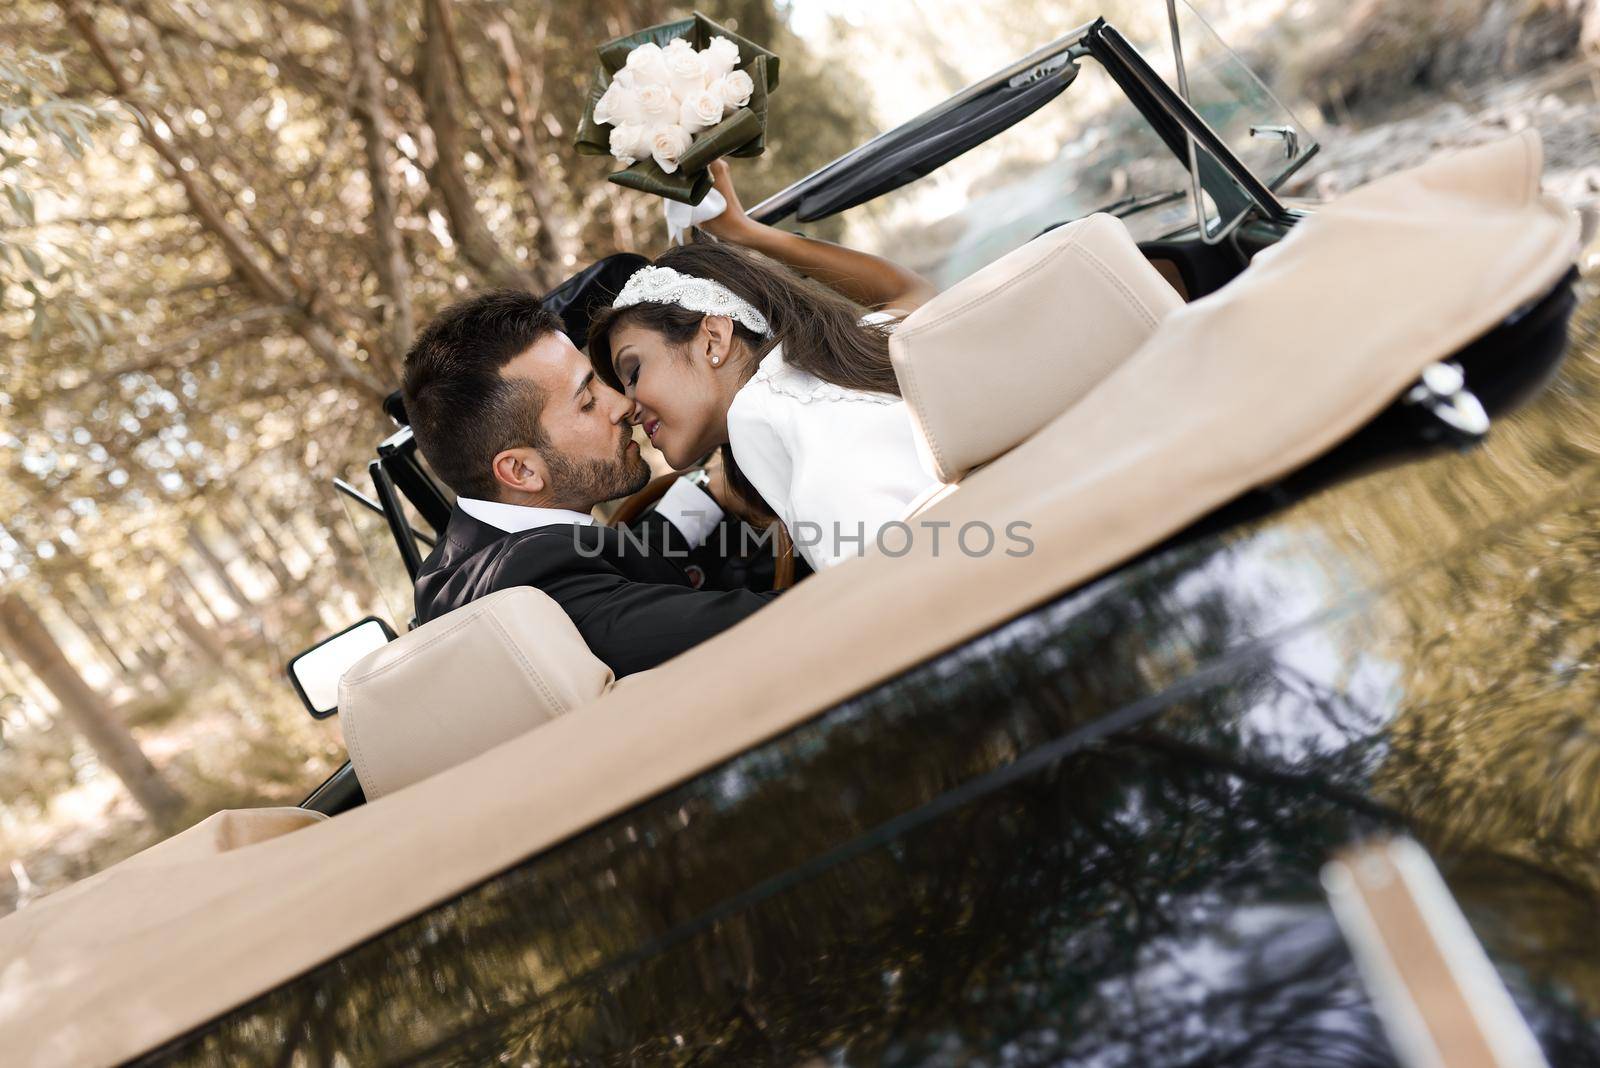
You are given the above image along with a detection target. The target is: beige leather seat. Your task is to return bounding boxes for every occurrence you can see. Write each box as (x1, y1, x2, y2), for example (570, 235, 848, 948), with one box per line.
(338, 587, 615, 800)
(891, 212, 1184, 492)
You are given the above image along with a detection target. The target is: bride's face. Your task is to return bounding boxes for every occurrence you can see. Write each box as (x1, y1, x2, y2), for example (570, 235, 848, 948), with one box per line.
(608, 317, 737, 469)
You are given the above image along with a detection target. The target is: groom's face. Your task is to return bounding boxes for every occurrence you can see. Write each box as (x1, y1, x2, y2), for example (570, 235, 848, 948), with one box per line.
(500, 331, 650, 509)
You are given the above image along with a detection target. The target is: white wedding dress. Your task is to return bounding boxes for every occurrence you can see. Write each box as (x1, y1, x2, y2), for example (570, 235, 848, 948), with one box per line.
(726, 314, 940, 571)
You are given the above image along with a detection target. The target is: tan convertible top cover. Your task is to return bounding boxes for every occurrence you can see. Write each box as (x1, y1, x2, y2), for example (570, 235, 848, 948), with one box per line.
(0, 132, 1576, 1067)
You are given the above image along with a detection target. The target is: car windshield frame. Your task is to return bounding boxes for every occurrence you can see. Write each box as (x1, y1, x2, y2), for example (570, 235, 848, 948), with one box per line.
(749, 18, 1298, 237)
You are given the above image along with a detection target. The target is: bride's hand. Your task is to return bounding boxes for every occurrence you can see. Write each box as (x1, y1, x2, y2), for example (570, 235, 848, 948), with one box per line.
(696, 160, 758, 244)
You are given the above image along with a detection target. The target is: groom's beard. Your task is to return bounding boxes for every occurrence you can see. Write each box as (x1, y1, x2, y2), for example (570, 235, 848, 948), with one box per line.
(544, 428, 651, 508)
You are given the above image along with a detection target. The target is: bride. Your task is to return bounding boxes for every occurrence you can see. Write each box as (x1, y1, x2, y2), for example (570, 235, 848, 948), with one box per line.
(588, 162, 941, 571)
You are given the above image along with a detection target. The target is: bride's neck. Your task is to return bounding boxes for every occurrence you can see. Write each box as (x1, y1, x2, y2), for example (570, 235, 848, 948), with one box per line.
(705, 339, 763, 446)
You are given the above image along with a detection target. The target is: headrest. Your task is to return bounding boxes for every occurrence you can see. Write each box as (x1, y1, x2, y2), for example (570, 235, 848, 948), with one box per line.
(890, 213, 1183, 482)
(339, 587, 614, 800)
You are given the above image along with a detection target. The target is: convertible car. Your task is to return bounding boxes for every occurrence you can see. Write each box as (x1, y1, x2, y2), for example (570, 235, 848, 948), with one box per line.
(3, 7, 1595, 1067)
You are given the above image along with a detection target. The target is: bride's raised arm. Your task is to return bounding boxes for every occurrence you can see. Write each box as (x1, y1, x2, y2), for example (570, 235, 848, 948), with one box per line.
(695, 160, 936, 314)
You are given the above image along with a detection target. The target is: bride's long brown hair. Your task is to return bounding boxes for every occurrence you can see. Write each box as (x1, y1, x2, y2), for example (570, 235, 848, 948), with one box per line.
(587, 240, 901, 399)
(588, 240, 903, 516)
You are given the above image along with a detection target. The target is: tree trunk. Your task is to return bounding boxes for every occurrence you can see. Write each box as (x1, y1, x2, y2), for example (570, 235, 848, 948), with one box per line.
(417, 0, 538, 290)
(243, 503, 299, 587)
(78, 574, 163, 679)
(108, 601, 170, 681)
(218, 505, 293, 592)
(348, 0, 415, 371)
(279, 508, 325, 574)
(242, 494, 311, 580)
(187, 527, 255, 611)
(484, 15, 567, 282)
(311, 496, 383, 599)
(167, 596, 230, 669)
(58, 587, 139, 681)
(169, 563, 226, 629)
(0, 593, 187, 830)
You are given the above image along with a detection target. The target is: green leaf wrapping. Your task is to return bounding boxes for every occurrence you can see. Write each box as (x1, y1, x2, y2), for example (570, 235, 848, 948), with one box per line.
(727, 55, 770, 158)
(676, 106, 760, 174)
(608, 159, 716, 205)
(574, 11, 779, 206)
(574, 63, 615, 157)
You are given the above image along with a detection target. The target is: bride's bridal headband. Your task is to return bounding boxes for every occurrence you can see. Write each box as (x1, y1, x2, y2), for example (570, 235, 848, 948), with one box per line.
(612, 266, 772, 336)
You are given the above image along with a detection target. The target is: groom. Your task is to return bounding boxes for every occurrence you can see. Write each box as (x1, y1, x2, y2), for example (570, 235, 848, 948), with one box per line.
(402, 289, 777, 677)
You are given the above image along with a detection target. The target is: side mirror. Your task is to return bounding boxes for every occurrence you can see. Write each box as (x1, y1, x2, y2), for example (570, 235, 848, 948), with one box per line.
(287, 617, 396, 719)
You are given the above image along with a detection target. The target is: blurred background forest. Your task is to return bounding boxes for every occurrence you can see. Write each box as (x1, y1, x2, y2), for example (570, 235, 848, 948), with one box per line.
(2, 0, 1599, 913)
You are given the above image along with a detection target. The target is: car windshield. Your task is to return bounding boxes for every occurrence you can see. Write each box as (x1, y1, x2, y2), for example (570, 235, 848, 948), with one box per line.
(1162, 0, 1317, 226)
(801, 61, 1202, 289)
(761, 3, 1314, 290)
(335, 483, 423, 632)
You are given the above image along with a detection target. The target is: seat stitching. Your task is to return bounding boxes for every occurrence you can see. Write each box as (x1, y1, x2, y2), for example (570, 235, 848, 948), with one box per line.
(896, 225, 1091, 335)
(341, 682, 386, 798)
(488, 613, 566, 716)
(341, 606, 494, 683)
(896, 357, 947, 478)
(1070, 244, 1164, 329)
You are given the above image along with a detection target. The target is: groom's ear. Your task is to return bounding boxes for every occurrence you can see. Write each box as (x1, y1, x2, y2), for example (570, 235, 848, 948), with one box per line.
(700, 315, 735, 367)
(490, 446, 548, 499)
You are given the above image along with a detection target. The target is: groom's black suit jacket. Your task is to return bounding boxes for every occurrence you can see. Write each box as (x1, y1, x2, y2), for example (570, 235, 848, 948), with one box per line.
(414, 504, 777, 677)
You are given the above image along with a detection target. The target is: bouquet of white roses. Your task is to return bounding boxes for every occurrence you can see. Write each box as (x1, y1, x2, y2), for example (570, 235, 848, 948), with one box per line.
(575, 13, 778, 206)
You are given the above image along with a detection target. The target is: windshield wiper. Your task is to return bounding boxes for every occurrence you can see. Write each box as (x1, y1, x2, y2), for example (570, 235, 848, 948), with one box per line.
(1090, 188, 1188, 219)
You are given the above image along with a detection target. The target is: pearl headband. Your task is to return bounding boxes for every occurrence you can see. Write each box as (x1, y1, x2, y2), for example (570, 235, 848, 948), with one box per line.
(612, 265, 770, 336)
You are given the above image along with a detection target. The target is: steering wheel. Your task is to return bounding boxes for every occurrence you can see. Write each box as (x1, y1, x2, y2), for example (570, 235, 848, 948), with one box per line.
(608, 470, 797, 591)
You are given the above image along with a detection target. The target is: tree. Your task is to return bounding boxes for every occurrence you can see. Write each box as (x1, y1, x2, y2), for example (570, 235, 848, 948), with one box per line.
(0, 0, 878, 897)
(0, 592, 187, 829)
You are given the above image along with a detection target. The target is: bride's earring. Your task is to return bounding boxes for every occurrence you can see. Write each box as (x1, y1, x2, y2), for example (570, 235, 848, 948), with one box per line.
(709, 345, 720, 367)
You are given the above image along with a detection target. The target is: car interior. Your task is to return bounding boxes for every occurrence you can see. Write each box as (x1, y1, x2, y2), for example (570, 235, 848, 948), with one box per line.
(305, 148, 1579, 815)
(313, 209, 1186, 809)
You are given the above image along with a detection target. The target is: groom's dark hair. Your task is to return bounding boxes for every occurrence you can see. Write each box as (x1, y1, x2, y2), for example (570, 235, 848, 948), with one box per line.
(401, 290, 564, 500)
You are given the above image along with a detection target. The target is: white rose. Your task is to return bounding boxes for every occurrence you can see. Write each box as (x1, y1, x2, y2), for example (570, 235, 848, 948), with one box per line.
(678, 88, 724, 134)
(702, 36, 741, 79)
(664, 36, 696, 57)
(623, 42, 671, 87)
(610, 68, 637, 91)
(713, 69, 754, 111)
(594, 81, 641, 126)
(635, 83, 675, 122)
(613, 84, 645, 124)
(608, 122, 651, 166)
(650, 123, 693, 173)
(664, 44, 711, 100)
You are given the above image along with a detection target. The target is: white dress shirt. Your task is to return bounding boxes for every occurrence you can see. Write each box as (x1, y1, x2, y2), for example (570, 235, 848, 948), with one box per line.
(725, 315, 939, 571)
(458, 477, 724, 546)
